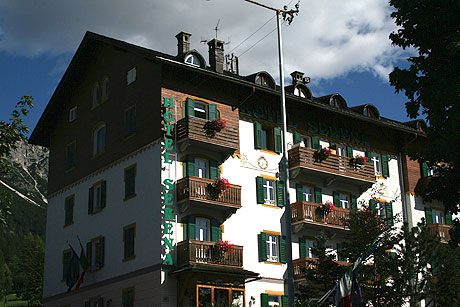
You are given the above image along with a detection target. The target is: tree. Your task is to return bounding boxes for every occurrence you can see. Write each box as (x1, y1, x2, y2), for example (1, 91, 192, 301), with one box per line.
(0, 261, 12, 299)
(10, 234, 44, 306)
(389, 0, 460, 213)
(0, 95, 34, 226)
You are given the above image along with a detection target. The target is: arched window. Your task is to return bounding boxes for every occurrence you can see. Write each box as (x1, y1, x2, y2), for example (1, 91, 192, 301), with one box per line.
(255, 73, 275, 89)
(102, 78, 109, 101)
(93, 124, 106, 156)
(185, 54, 201, 67)
(294, 87, 306, 98)
(92, 83, 100, 107)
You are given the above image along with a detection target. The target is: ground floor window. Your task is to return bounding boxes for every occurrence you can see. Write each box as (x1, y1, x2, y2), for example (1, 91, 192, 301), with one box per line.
(197, 285, 244, 307)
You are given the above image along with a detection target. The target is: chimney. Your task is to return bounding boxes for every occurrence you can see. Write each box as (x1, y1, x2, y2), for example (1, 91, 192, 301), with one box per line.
(175, 32, 191, 56)
(208, 39, 225, 74)
(290, 71, 304, 85)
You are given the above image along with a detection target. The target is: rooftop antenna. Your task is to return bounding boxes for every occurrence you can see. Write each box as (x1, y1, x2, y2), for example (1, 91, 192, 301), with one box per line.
(214, 19, 220, 39)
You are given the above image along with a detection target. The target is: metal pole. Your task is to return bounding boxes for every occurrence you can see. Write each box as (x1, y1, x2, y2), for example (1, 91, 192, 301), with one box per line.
(276, 10, 295, 307)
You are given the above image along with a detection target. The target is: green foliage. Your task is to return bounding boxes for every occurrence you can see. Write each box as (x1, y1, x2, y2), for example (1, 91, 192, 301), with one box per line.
(9, 234, 44, 307)
(0, 262, 12, 299)
(389, 0, 460, 214)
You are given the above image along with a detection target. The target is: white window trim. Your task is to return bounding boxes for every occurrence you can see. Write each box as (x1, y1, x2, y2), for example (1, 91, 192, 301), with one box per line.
(263, 179, 275, 205)
(266, 234, 279, 262)
(69, 106, 77, 122)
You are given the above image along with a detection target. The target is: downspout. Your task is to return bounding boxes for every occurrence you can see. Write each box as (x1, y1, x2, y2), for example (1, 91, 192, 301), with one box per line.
(398, 133, 418, 228)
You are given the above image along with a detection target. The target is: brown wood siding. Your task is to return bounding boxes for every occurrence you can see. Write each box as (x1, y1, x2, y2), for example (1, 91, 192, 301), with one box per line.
(402, 155, 422, 193)
(48, 45, 162, 195)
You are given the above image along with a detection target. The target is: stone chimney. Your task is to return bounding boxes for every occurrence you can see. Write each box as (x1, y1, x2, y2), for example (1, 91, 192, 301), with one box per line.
(290, 71, 304, 85)
(175, 32, 191, 56)
(208, 39, 225, 74)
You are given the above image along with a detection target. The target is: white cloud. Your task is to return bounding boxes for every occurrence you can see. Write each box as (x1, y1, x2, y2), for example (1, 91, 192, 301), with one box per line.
(0, 0, 410, 82)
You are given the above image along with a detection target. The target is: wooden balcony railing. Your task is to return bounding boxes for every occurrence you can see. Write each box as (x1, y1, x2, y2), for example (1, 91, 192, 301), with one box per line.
(177, 239, 244, 267)
(176, 116, 239, 150)
(293, 257, 351, 279)
(291, 201, 350, 228)
(427, 223, 452, 242)
(288, 146, 376, 183)
(176, 176, 242, 208)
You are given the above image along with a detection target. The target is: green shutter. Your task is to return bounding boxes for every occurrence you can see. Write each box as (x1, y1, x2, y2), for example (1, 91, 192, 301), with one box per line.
(346, 146, 353, 158)
(293, 131, 302, 144)
(260, 293, 269, 307)
(188, 216, 196, 240)
(337, 244, 344, 261)
(125, 168, 135, 198)
(446, 212, 453, 225)
(125, 228, 135, 258)
(274, 127, 282, 153)
(329, 141, 336, 150)
(314, 187, 322, 203)
(333, 191, 340, 206)
(208, 104, 218, 120)
(256, 176, 264, 204)
(98, 237, 105, 268)
(351, 195, 358, 210)
(185, 156, 195, 177)
(101, 180, 107, 208)
(421, 162, 429, 177)
(369, 199, 376, 212)
(365, 151, 372, 160)
(254, 122, 263, 149)
(211, 219, 221, 242)
(185, 98, 195, 117)
(258, 232, 267, 262)
(425, 208, 433, 225)
(279, 235, 287, 264)
(299, 237, 306, 258)
(311, 136, 320, 149)
(385, 203, 394, 226)
(276, 181, 285, 207)
(381, 155, 390, 178)
(209, 160, 220, 180)
(88, 187, 94, 214)
(282, 295, 289, 307)
(125, 107, 136, 137)
(296, 183, 303, 202)
(63, 252, 71, 280)
(86, 241, 92, 268)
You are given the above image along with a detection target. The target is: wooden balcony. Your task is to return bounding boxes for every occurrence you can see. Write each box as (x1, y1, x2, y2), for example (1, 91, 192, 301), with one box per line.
(176, 176, 242, 218)
(427, 223, 452, 242)
(291, 201, 350, 232)
(288, 146, 376, 188)
(177, 239, 244, 268)
(176, 116, 239, 159)
(293, 257, 351, 279)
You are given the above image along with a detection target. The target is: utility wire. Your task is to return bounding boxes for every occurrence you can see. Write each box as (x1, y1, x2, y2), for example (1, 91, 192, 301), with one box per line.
(237, 26, 278, 58)
(228, 15, 275, 54)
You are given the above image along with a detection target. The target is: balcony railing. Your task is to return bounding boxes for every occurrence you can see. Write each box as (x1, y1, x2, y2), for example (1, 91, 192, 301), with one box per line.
(427, 223, 452, 242)
(176, 176, 242, 208)
(177, 239, 244, 267)
(176, 116, 239, 150)
(291, 201, 350, 229)
(293, 257, 351, 279)
(288, 146, 376, 184)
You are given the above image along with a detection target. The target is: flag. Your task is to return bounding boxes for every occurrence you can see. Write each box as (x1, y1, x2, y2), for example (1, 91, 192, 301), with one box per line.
(66, 244, 80, 292)
(75, 236, 89, 290)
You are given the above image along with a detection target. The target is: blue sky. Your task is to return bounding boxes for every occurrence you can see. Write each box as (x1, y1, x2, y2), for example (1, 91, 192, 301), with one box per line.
(0, 0, 415, 135)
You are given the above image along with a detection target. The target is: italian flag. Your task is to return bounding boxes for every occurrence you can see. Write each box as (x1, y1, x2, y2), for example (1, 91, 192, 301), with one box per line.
(75, 239, 90, 290)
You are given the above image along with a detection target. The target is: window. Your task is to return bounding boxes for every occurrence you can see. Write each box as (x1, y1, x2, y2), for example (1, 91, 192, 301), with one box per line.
(295, 184, 321, 203)
(88, 180, 106, 214)
(85, 297, 104, 307)
(69, 106, 77, 122)
(339, 193, 349, 209)
(260, 293, 288, 307)
(184, 98, 218, 120)
(101, 77, 109, 101)
(425, 207, 452, 226)
(254, 122, 282, 153)
(195, 217, 210, 241)
(370, 153, 389, 177)
(432, 209, 444, 224)
(369, 199, 393, 226)
(197, 286, 244, 307)
(371, 153, 381, 175)
(294, 86, 306, 98)
(255, 74, 274, 88)
(122, 288, 135, 307)
(299, 238, 315, 258)
(62, 249, 72, 280)
(421, 162, 437, 177)
(86, 236, 105, 270)
(64, 195, 74, 226)
(124, 164, 136, 199)
(93, 124, 106, 156)
(183, 156, 220, 180)
(258, 232, 286, 263)
(66, 142, 76, 170)
(92, 83, 100, 107)
(195, 158, 208, 178)
(124, 106, 136, 138)
(123, 224, 136, 261)
(301, 186, 313, 202)
(256, 177, 285, 207)
(333, 192, 357, 210)
(127, 67, 136, 85)
(185, 54, 201, 67)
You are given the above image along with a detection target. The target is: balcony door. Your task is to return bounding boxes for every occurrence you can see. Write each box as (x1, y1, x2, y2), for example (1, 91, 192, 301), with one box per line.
(195, 217, 210, 241)
(195, 158, 208, 178)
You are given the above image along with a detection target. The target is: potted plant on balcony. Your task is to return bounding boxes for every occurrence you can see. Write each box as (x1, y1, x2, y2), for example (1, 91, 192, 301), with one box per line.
(203, 118, 227, 137)
(207, 177, 231, 199)
(315, 200, 336, 222)
(313, 147, 331, 162)
(349, 154, 368, 168)
(214, 239, 234, 263)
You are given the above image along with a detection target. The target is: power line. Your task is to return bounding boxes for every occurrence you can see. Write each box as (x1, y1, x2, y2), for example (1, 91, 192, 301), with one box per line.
(228, 15, 275, 54)
(237, 26, 278, 58)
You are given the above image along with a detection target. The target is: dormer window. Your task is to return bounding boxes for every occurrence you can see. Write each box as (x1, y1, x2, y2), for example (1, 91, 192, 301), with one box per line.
(364, 105, 380, 119)
(255, 74, 274, 88)
(294, 87, 306, 98)
(185, 54, 201, 67)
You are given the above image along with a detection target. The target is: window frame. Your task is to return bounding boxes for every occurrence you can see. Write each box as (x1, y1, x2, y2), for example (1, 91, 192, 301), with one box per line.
(196, 284, 245, 307)
(69, 106, 77, 122)
(127, 67, 137, 85)
(185, 54, 202, 67)
(265, 234, 279, 262)
(124, 164, 137, 200)
(122, 287, 135, 307)
(93, 123, 106, 156)
(92, 83, 100, 108)
(101, 77, 109, 101)
(64, 194, 75, 227)
(263, 178, 276, 205)
(66, 141, 76, 171)
(338, 192, 350, 209)
(195, 217, 210, 241)
(123, 223, 136, 261)
(88, 236, 105, 271)
(62, 249, 72, 281)
(194, 158, 209, 179)
(124, 105, 136, 139)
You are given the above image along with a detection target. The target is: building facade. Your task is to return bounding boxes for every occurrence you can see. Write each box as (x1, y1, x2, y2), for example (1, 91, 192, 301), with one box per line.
(30, 31, 452, 307)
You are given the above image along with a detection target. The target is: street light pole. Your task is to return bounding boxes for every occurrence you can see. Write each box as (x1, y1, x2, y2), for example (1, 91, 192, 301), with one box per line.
(243, 2, 299, 306)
